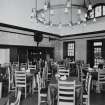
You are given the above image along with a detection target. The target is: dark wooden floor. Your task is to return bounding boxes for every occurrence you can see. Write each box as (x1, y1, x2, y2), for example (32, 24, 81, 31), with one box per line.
(20, 93, 38, 105)
(90, 91, 105, 105)
(20, 91, 105, 105)
(0, 91, 104, 105)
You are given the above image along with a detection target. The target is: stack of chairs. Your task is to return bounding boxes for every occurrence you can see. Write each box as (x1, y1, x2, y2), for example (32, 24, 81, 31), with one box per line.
(8, 66, 16, 93)
(76, 64, 85, 82)
(28, 63, 36, 93)
(96, 69, 105, 93)
(37, 72, 48, 105)
(58, 80, 76, 105)
(83, 73, 92, 105)
(7, 88, 22, 105)
(15, 70, 32, 98)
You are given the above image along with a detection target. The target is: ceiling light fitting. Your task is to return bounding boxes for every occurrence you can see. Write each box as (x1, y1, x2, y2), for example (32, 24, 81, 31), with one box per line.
(30, 0, 95, 27)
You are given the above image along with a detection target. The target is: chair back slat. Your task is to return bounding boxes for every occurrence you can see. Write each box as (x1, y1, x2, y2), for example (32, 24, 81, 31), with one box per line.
(15, 71, 26, 88)
(58, 80, 75, 105)
(58, 69, 69, 77)
(98, 69, 105, 83)
(83, 74, 92, 105)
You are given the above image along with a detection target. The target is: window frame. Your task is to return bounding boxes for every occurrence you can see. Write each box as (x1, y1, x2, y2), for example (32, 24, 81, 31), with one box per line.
(67, 41, 75, 61)
(88, 3, 105, 19)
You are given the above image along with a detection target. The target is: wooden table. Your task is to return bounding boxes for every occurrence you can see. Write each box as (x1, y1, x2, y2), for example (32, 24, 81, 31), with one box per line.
(47, 77, 83, 105)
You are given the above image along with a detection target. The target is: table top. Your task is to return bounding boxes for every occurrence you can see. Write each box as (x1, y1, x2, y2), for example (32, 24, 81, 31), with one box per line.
(49, 77, 82, 87)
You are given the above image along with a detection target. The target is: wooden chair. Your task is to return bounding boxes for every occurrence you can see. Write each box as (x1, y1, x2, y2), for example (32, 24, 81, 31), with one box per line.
(28, 64, 36, 70)
(8, 67, 16, 93)
(58, 80, 75, 105)
(15, 70, 32, 98)
(58, 68, 69, 77)
(20, 63, 28, 70)
(76, 64, 85, 82)
(46, 62, 52, 83)
(12, 62, 19, 66)
(11, 64, 19, 73)
(83, 73, 92, 105)
(6, 89, 21, 105)
(58, 64, 65, 69)
(82, 64, 90, 70)
(28, 64, 36, 73)
(96, 69, 105, 93)
(37, 72, 47, 105)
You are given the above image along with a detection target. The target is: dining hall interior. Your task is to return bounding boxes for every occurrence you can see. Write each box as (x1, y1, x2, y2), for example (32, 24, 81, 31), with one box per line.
(0, 0, 105, 105)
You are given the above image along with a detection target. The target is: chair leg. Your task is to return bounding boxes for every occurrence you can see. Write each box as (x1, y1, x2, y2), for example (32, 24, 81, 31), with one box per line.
(25, 87, 27, 98)
(38, 95, 40, 105)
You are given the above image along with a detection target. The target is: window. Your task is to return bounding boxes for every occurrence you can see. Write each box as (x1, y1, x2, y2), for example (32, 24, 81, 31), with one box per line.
(95, 6, 102, 17)
(93, 41, 102, 66)
(67, 42, 75, 60)
(88, 4, 105, 19)
(103, 6, 105, 15)
(94, 42, 102, 46)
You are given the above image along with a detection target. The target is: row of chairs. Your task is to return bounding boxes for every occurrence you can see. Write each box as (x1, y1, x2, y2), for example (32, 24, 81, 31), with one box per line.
(77, 63, 105, 93)
(6, 89, 22, 105)
(37, 70, 92, 105)
(96, 69, 105, 93)
(8, 63, 36, 98)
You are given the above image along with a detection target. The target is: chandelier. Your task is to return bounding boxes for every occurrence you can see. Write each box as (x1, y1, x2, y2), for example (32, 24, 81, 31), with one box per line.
(30, 0, 93, 27)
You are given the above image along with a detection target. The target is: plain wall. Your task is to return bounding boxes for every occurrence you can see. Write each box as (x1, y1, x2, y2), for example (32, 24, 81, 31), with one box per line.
(0, 49, 10, 64)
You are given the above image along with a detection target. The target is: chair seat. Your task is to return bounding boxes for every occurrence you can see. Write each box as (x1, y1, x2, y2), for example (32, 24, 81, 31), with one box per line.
(40, 88, 47, 93)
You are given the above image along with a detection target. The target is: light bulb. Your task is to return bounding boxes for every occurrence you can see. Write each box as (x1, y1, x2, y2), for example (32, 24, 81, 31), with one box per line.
(93, 18, 96, 22)
(30, 12, 34, 19)
(64, 8, 69, 13)
(83, 23, 87, 26)
(85, 13, 87, 18)
(69, 23, 72, 27)
(44, 4, 47, 10)
(77, 21, 80, 25)
(67, 2, 70, 7)
(50, 9, 54, 15)
(88, 4, 92, 11)
(30, 9, 35, 18)
(83, 18, 86, 22)
(58, 23, 62, 28)
(78, 9, 81, 14)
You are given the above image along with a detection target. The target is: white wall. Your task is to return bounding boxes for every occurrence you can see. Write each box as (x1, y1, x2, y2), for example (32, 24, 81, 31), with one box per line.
(0, 49, 10, 64)
(75, 39, 86, 63)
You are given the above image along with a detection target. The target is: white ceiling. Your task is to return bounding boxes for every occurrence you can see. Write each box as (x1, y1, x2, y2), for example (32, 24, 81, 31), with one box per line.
(0, 0, 105, 36)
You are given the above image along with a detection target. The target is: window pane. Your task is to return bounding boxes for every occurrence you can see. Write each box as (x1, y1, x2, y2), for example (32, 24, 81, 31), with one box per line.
(103, 6, 105, 15)
(95, 6, 102, 17)
(94, 42, 102, 46)
(67, 42, 75, 57)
